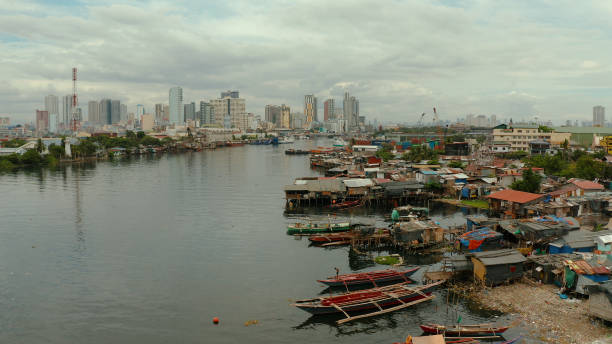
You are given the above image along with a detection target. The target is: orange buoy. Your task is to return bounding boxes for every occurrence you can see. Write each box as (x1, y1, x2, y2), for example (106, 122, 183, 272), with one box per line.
(213, 317, 219, 324)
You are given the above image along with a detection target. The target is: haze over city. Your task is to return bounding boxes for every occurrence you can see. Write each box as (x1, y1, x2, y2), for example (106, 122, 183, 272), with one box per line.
(2, 1, 612, 124)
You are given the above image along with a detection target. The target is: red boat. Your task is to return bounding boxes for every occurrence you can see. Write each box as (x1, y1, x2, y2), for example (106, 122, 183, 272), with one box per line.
(419, 323, 510, 337)
(309, 232, 356, 244)
(318, 267, 419, 287)
(329, 200, 361, 209)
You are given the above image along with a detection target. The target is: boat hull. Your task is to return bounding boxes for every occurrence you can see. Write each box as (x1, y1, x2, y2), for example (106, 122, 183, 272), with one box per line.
(419, 324, 510, 336)
(295, 291, 432, 315)
(318, 268, 419, 287)
(287, 222, 351, 235)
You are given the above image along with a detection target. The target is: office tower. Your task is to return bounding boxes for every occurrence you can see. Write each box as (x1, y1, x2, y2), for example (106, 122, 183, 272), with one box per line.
(184, 102, 196, 122)
(343, 92, 359, 129)
(265, 105, 281, 127)
(221, 90, 239, 99)
(210, 92, 246, 128)
(169, 87, 184, 125)
(121, 104, 128, 122)
(593, 106, 605, 127)
(62, 94, 73, 127)
(304, 94, 317, 124)
(49, 113, 58, 133)
(155, 104, 165, 123)
(99, 99, 112, 125)
(141, 114, 154, 131)
(88, 100, 99, 123)
(36, 110, 49, 133)
(199, 101, 214, 125)
(44, 95, 59, 116)
(324, 99, 335, 121)
(280, 104, 291, 128)
(111, 100, 121, 124)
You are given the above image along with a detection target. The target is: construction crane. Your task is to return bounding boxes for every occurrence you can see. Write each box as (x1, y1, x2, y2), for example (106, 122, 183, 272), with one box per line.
(432, 107, 445, 150)
(416, 112, 426, 127)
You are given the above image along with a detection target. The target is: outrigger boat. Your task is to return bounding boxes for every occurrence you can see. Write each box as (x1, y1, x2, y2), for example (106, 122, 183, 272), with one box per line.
(420, 323, 510, 337)
(329, 200, 362, 210)
(308, 232, 356, 244)
(291, 281, 443, 324)
(393, 334, 521, 344)
(317, 267, 419, 287)
(287, 221, 351, 235)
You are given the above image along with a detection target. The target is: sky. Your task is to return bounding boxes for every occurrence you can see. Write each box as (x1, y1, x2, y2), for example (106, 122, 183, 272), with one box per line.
(2, 0, 612, 125)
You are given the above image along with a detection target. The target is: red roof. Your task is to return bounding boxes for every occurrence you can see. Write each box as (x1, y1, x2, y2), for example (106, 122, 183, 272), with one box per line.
(548, 184, 578, 197)
(569, 179, 604, 190)
(486, 189, 544, 204)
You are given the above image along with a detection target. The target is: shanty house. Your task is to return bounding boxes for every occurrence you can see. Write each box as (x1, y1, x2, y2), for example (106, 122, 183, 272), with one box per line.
(284, 178, 347, 206)
(343, 178, 373, 197)
(568, 178, 605, 195)
(416, 170, 438, 184)
(549, 229, 604, 254)
(486, 189, 545, 217)
(471, 249, 527, 286)
(588, 281, 612, 322)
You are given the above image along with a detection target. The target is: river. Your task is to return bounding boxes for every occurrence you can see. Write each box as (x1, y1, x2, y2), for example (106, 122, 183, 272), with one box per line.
(0, 138, 529, 343)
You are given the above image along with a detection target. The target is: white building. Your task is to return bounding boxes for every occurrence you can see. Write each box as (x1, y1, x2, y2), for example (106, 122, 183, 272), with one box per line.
(210, 95, 246, 128)
(169, 87, 183, 125)
(594, 106, 605, 127)
(44, 95, 59, 117)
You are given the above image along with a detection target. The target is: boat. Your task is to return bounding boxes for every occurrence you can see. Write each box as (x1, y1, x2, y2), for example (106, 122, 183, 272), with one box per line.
(286, 221, 351, 235)
(309, 232, 356, 244)
(393, 335, 521, 344)
(291, 281, 443, 324)
(420, 323, 510, 337)
(279, 136, 295, 144)
(329, 200, 361, 209)
(317, 267, 419, 287)
(285, 149, 310, 155)
(375, 254, 404, 265)
(333, 138, 347, 147)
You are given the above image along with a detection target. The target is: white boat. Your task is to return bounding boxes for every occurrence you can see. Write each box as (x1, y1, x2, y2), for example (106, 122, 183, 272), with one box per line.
(333, 138, 347, 147)
(279, 136, 295, 144)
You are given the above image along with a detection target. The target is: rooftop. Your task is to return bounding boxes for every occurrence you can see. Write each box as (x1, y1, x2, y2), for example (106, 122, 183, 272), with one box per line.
(568, 178, 605, 190)
(472, 249, 527, 265)
(486, 189, 544, 204)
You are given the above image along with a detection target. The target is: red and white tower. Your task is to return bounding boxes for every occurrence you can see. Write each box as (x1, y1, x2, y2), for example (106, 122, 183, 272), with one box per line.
(71, 67, 79, 133)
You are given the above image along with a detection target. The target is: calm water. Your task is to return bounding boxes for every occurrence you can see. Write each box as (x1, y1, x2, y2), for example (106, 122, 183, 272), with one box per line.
(0, 139, 529, 343)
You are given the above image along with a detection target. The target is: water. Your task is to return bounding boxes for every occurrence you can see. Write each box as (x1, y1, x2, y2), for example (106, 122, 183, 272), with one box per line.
(0, 139, 527, 343)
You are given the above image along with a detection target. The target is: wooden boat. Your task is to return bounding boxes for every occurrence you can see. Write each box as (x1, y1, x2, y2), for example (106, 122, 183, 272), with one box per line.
(329, 200, 361, 209)
(291, 281, 442, 324)
(420, 323, 510, 337)
(317, 267, 419, 287)
(285, 149, 310, 155)
(287, 222, 351, 235)
(309, 232, 356, 244)
(393, 335, 521, 344)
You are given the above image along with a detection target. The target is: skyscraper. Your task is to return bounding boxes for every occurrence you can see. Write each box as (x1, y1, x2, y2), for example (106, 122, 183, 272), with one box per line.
(62, 94, 73, 127)
(44, 95, 59, 116)
(343, 92, 359, 129)
(155, 104, 165, 123)
(99, 99, 112, 125)
(304, 95, 317, 125)
(184, 102, 196, 122)
(593, 105, 605, 127)
(169, 87, 184, 125)
(265, 105, 281, 127)
(210, 92, 246, 128)
(121, 104, 128, 122)
(324, 99, 335, 121)
(280, 104, 291, 128)
(199, 101, 214, 125)
(88, 100, 99, 123)
(111, 100, 121, 124)
(36, 110, 49, 134)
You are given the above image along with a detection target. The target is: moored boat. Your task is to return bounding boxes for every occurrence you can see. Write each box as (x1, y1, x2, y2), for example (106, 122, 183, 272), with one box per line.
(317, 267, 419, 287)
(291, 281, 442, 316)
(420, 323, 510, 337)
(329, 200, 361, 209)
(308, 231, 356, 244)
(285, 149, 310, 155)
(287, 221, 351, 235)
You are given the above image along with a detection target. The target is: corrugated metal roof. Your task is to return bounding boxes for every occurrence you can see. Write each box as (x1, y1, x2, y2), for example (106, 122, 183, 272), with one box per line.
(486, 189, 543, 204)
(343, 178, 373, 188)
(473, 249, 527, 266)
(420, 170, 438, 175)
(569, 179, 605, 190)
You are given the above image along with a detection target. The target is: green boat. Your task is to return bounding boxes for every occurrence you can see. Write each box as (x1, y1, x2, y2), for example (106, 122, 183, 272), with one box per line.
(287, 222, 351, 235)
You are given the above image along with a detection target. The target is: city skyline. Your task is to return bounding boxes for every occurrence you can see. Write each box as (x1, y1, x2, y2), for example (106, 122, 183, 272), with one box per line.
(3, 2, 612, 124)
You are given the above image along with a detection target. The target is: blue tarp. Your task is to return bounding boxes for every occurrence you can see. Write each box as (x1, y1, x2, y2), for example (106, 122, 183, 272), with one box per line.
(459, 228, 503, 252)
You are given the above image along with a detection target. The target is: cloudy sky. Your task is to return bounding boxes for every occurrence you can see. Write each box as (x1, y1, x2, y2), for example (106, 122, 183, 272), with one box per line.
(1, 0, 612, 124)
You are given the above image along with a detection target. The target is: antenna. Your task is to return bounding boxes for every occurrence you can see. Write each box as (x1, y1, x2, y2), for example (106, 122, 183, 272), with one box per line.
(71, 67, 79, 133)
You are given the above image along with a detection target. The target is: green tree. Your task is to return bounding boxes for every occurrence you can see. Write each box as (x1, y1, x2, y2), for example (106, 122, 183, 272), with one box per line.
(510, 168, 542, 193)
(140, 136, 161, 146)
(48, 143, 65, 159)
(376, 148, 394, 162)
(20, 149, 42, 165)
(425, 181, 443, 192)
(448, 161, 464, 169)
(137, 131, 145, 139)
(36, 138, 44, 153)
(2, 139, 26, 148)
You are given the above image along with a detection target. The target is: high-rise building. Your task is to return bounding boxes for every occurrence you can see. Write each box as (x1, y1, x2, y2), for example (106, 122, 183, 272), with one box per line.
(62, 94, 73, 127)
(265, 105, 281, 127)
(49, 113, 58, 133)
(44, 95, 59, 116)
(280, 104, 291, 128)
(304, 94, 317, 125)
(324, 99, 335, 121)
(291, 112, 306, 129)
(221, 90, 239, 99)
(141, 114, 154, 131)
(169, 87, 184, 125)
(210, 92, 246, 128)
(155, 104, 165, 123)
(121, 104, 128, 122)
(343, 92, 359, 129)
(184, 102, 196, 122)
(88, 100, 99, 123)
(199, 101, 214, 125)
(99, 99, 112, 125)
(36, 110, 49, 134)
(111, 100, 121, 124)
(593, 106, 605, 127)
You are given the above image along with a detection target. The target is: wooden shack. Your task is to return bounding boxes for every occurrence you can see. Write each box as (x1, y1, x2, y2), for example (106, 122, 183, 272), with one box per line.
(588, 281, 612, 322)
(471, 249, 526, 286)
(486, 189, 544, 218)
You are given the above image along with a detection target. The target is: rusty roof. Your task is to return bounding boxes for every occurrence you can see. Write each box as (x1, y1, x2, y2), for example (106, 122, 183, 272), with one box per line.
(486, 189, 544, 204)
(569, 178, 605, 190)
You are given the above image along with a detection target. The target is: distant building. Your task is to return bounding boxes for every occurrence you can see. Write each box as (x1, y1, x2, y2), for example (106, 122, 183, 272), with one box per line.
(44, 95, 59, 117)
(199, 101, 214, 125)
(280, 104, 291, 128)
(154, 103, 165, 123)
(304, 94, 317, 125)
(88, 100, 99, 123)
(324, 99, 335, 121)
(291, 112, 306, 129)
(184, 102, 196, 122)
(36, 110, 49, 133)
(343, 92, 359, 129)
(49, 113, 58, 133)
(135, 104, 143, 122)
(221, 90, 239, 99)
(121, 104, 128, 122)
(265, 105, 281, 127)
(169, 86, 184, 125)
(62, 94, 73, 127)
(141, 114, 154, 131)
(593, 106, 605, 127)
(99, 99, 112, 125)
(111, 100, 121, 124)
(492, 124, 571, 151)
(0, 117, 10, 128)
(210, 92, 246, 129)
